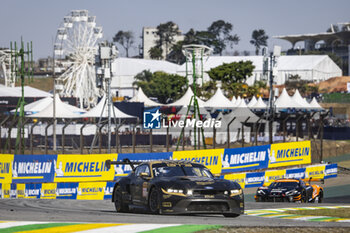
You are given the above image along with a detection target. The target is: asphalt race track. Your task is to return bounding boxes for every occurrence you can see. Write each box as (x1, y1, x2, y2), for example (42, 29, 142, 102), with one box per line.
(0, 199, 349, 227)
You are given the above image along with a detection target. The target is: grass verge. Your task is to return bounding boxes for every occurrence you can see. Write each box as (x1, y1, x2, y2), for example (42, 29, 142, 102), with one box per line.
(284, 207, 350, 218)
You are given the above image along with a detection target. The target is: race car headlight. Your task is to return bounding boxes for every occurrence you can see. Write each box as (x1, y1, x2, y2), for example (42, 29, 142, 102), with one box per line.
(230, 189, 242, 197)
(257, 190, 265, 195)
(161, 188, 186, 196)
(186, 190, 193, 196)
(286, 190, 299, 196)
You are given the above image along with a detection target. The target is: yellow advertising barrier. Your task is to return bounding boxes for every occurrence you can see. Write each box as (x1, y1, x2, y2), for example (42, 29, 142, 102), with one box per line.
(264, 169, 286, 186)
(269, 141, 311, 168)
(41, 183, 57, 199)
(305, 165, 326, 179)
(2, 183, 10, 198)
(54, 154, 118, 183)
(76, 182, 106, 200)
(0, 154, 14, 184)
(224, 173, 246, 189)
(172, 149, 224, 174)
(17, 183, 25, 198)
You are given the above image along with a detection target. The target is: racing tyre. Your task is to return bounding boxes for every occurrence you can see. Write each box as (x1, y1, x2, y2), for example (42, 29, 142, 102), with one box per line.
(301, 191, 307, 203)
(317, 191, 323, 203)
(223, 213, 240, 218)
(114, 187, 129, 213)
(149, 187, 162, 214)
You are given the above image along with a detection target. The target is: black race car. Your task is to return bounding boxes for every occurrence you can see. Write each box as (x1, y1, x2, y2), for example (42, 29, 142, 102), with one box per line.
(106, 159, 244, 217)
(255, 178, 324, 203)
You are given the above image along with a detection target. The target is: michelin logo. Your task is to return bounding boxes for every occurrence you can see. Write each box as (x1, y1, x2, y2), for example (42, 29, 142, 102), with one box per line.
(13, 161, 52, 176)
(246, 176, 264, 184)
(226, 150, 267, 166)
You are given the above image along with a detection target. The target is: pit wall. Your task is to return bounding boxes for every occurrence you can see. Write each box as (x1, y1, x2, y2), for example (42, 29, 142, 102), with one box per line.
(0, 141, 337, 200)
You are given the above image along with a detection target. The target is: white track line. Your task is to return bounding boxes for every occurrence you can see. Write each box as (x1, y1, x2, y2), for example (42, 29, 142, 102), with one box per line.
(78, 224, 181, 233)
(0, 221, 49, 229)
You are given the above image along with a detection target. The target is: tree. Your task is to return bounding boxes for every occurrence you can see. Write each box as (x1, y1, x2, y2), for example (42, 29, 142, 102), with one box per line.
(113, 30, 134, 57)
(250, 29, 268, 55)
(148, 47, 163, 60)
(207, 61, 255, 97)
(167, 41, 186, 64)
(133, 70, 187, 104)
(154, 21, 180, 59)
(207, 20, 240, 56)
(207, 61, 255, 84)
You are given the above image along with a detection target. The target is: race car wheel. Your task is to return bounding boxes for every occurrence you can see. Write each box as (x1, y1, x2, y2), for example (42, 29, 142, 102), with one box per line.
(223, 213, 240, 218)
(317, 191, 323, 203)
(149, 187, 162, 214)
(114, 187, 129, 213)
(301, 190, 307, 203)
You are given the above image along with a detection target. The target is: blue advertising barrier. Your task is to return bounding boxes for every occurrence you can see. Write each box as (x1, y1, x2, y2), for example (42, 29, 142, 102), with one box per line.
(285, 167, 306, 179)
(244, 172, 265, 188)
(325, 163, 338, 179)
(12, 154, 57, 183)
(56, 182, 79, 199)
(222, 145, 270, 173)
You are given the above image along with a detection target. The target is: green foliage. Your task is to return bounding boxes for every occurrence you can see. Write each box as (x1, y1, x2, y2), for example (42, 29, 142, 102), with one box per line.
(250, 29, 268, 55)
(152, 21, 180, 59)
(285, 74, 318, 96)
(113, 30, 134, 57)
(207, 60, 255, 85)
(207, 20, 240, 55)
(195, 80, 217, 100)
(133, 70, 187, 104)
(148, 47, 163, 60)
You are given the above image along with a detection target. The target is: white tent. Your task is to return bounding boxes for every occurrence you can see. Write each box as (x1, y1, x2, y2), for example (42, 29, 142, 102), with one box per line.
(0, 86, 52, 97)
(309, 97, 323, 110)
(82, 95, 135, 118)
(274, 88, 301, 109)
(177, 55, 342, 86)
(167, 88, 206, 107)
(247, 96, 257, 108)
(231, 96, 237, 105)
(204, 88, 235, 108)
(234, 96, 242, 107)
(129, 87, 162, 106)
(27, 94, 83, 118)
(291, 90, 312, 109)
(111, 58, 181, 97)
(251, 96, 267, 109)
(236, 98, 249, 109)
(11, 96, 52, 115)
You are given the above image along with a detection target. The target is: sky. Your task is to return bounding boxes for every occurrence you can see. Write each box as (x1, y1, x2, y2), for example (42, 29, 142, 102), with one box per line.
(1, 0, 350, 59)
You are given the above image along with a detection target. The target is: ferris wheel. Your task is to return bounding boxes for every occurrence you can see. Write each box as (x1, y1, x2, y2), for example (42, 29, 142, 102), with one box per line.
(54, 10, 103, 108)
(0, 49, 15, 87)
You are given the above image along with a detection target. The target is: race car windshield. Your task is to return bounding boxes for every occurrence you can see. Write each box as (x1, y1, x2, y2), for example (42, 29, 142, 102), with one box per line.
(152, 164, 213, 178)
(269, 182, 299, 189)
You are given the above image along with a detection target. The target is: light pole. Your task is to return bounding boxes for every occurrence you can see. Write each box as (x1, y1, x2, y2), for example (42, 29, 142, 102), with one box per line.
(266, 46, 281, 144)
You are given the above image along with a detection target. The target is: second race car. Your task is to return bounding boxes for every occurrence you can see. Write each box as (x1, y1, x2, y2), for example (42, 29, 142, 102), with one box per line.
(254, 178, 324, 203)
(106, 159, 244, 217)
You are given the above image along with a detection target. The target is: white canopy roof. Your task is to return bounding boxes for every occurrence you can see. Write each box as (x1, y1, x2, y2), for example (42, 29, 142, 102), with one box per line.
(251, 96, 267, 109)
(129, 87, 162, 106)
(231, 96, 237, 105)
(236, 98, 249, 108)
(0, 86, 52, 97)
(27, 94, 83, 118)
(291, 89, 312, 109)
(167, 88, 206, 107)
(82, 95, 135, 118)
(274, 88, 301, 109)
(11, 96, 52, 115)
(223, 106, 260, 123)
(204, 88, 234, 108)
(309, 97, 323, 110)
(247, 96, 257, 107)
(234, 96, 242, 107)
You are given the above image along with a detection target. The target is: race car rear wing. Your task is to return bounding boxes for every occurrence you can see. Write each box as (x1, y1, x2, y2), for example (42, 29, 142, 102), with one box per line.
(105, 158, 142, 170)
(302, 177, 325, 184)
